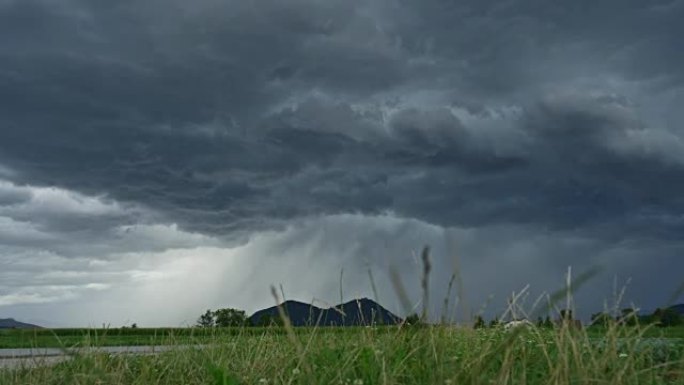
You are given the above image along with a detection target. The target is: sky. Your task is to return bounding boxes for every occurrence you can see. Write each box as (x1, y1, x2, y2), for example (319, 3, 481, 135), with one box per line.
(1, 0, 683, 327)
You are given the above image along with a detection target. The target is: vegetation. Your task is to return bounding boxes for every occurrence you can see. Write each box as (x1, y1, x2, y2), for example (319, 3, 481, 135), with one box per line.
(473, 315, 486, 329)
(651, 308, 684, 328)
(197, 310, 216, 328)
(196, 308, 249, 328)
(402, 313, 421, 326)
(1, 323, 684, 385)
(252, 314, 284, 327)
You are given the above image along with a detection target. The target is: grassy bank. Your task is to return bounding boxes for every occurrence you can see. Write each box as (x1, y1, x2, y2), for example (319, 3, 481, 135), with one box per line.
(2, 323, 684, 385)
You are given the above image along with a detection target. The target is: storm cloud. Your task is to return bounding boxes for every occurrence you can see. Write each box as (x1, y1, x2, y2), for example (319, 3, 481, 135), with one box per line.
(0, 0, 683, 326)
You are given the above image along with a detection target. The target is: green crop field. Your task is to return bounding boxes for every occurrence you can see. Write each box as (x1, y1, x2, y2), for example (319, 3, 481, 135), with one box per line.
(2, 324, 684, 349)
(2, 324, 684, 385)
(0, 326, 384, 349)
(0, 327, 257, 349)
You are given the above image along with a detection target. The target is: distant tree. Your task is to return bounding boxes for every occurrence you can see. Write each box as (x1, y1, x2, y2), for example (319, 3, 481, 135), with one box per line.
(536, 316, 544, 327)
(543, 315, 553, 328)
(473, 315, 486, 329)
(619, 308, 639, 326)
(404, 313, 422, 326)
(559, 309, 572, 320)
(131, 323, 138, 329)
(214, 308, 248, 327)
(590, 312, 613, 327)
(653, 308, 683, 327)
(488, 317, 500, 328)
(197, 309, 215, 328)
(559, 309, 573, 325)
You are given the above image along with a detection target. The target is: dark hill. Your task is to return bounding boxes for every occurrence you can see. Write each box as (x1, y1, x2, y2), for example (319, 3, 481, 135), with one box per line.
(333, 298, 402, 325)
(0, 318, 42, 329)
(249, 300, 320, 326)
(249, 298, 402, 327)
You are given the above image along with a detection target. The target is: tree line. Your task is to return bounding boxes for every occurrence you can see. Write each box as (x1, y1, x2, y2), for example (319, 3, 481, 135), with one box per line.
(589, 307, 682, 327)
(197, 306, 682, 328)
(468, 307, 683, 329)
(196, 308, 285, 327)
(196, 308, 249, 327)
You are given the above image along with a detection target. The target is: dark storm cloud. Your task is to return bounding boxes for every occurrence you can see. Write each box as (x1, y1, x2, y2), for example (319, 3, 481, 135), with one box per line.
(1, 0, 684, 241)
(1, 0, 684, 320)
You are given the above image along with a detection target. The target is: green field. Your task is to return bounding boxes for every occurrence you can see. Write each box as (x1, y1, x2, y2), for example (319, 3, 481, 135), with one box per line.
(2, 324, 684, 349)
(2, 324, 684, 385)
(0, 327, 261, 349)
(0, 326, 397, 349)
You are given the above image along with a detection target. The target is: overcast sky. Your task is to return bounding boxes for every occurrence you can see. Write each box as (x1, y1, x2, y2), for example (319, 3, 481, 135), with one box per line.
(1, 0, 683, 327)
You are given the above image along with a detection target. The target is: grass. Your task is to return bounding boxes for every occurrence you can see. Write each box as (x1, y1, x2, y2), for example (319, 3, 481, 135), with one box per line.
(1, 323, 684, 384)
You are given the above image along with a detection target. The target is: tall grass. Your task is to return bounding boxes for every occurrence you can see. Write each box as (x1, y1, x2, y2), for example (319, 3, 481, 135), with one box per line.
(2, 323, 683, 385)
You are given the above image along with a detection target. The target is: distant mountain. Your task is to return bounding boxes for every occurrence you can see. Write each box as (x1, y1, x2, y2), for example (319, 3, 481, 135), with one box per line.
(0, 318, 42, 329)
(249, 298, 402, 327)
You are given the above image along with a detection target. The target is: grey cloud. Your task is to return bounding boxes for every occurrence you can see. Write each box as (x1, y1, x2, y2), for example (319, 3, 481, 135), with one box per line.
(0, 180, 222, 260)
(0, 182, 31, 206)
(388, 107, 467, 149)
(389, 0, 684, 94)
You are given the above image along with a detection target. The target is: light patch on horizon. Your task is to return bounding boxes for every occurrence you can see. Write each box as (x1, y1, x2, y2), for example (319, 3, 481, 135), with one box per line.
(0, 179, 229, 321)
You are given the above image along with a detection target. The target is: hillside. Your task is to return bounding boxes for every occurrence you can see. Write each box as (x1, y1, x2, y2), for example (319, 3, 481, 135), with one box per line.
(249, 298, 402, 327)
(0, 318, 42, 329)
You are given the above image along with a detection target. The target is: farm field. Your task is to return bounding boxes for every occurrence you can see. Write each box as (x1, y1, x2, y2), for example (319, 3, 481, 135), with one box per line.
(3, 324, 684, 349)
(0, 326, 392, 349)
(0, 327, 249, 349)
(2, 325, 684, 385)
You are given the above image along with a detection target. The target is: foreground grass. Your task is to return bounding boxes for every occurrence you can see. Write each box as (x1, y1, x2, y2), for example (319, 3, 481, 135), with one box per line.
(2, 324, 684, 385)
